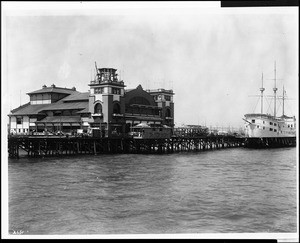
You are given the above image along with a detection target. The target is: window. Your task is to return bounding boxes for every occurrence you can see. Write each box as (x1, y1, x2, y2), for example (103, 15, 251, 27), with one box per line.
(263, 121, 265, 124)
(274, 123, 277, 126)
(252, 119, 255, 123)
(263, 126, 265, 130)
(165, 95, 171, 101)
(270, 122, 273, 125)
(112, 88, 121, 95)
(94, 103, 102, 114)
(291, 124, 293, 128)
(94, 87, 104, 94)
(288, 125, 290, 128)
(257, 125, 259, 128)
(17, 117, 22, 124)
(269, 128, 273, 131)
(274, 129, 277, 132)
(113, 103, 121, 114)
(165, 108, 171, 118)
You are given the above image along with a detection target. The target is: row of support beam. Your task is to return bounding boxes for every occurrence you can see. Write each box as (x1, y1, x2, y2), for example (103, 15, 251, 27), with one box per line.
(8, 136, 245, 158)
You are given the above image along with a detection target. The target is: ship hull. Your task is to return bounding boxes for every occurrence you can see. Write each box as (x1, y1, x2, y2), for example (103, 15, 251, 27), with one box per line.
(244, 113, 296, 138)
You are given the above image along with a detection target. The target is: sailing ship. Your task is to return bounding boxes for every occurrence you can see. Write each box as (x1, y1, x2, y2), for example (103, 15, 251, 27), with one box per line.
(243, 63, 296, 140)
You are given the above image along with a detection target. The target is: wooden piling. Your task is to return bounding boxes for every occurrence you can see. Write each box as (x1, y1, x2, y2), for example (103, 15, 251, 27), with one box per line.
(6, 135, 259, 158)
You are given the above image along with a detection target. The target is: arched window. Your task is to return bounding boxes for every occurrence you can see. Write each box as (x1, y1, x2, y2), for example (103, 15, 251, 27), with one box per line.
(94, 103, 102, 114)
(113, 103, 121, 114)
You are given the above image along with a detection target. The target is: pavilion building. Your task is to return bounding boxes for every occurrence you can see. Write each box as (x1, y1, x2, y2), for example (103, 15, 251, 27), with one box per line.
(8, 66, 174, 137)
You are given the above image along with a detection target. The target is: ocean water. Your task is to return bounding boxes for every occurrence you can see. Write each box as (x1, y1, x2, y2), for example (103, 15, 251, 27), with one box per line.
(8, 147, 297, 235)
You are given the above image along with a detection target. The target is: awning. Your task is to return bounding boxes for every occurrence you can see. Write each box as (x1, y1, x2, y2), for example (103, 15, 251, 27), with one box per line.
(130, 104, 161, 109)
(133, 123, 151, 128)
(62, 123, 81, 126)
(36, 116, 82, 124)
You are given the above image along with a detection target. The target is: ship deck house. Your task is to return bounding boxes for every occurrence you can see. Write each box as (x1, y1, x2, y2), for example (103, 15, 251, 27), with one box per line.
(8, 67, 174, 137)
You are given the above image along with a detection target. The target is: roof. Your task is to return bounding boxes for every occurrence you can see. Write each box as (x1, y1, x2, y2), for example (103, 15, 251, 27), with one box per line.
(98, 68, 117, 71)
(36, 116, 82, 123)
(245, 113, 295, 121)
(42, 100, 88, 111)
(27, 86, 78, 95)
(125, 85, 156, 106)
(9, 97, 89, 116)
(125, 89, 135, 93)
(146, 88, 174, 95)
(76, 107, 89, 114)
(9, 103, 50, 116)
(244, 113, 276, 120)
(279, 115, 294, 119)
(10, 102, 31, 114)
(61, 92, 89, 102)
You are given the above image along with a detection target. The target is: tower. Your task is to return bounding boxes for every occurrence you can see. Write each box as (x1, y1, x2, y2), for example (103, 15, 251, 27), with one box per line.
(88, 63, 126, 137)
(148, 88, 175, 127)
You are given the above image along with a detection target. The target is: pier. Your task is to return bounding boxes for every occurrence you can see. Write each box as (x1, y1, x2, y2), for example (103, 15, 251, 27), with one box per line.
(244, 137, 296, 148)
(8, 135, 245, 159)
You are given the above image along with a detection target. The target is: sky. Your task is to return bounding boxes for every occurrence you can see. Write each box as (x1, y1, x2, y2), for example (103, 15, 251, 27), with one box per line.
(2, 2, 299, 130)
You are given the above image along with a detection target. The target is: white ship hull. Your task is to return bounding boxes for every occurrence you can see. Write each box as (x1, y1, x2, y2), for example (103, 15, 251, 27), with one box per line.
(244, 113, 296, 138)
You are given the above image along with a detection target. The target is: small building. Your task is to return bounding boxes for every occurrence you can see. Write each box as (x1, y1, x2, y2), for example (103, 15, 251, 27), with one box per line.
(8, 66, 175, 137)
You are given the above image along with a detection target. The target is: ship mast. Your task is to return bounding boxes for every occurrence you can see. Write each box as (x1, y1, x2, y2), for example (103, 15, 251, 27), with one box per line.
(273, 61, 278, 118)
(282, 85, 285, 116)
(259, 72, 265, 114)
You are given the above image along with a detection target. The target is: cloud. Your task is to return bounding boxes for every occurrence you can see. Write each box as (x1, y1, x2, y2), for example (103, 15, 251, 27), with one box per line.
(3, 6, 298, 129)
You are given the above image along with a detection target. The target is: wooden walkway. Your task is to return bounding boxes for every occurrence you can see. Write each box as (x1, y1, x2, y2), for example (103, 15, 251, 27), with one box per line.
(8, 135, 245, 158)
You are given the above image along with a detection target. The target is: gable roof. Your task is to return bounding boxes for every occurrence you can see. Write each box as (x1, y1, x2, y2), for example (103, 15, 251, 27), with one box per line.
(41, 100, 88, 111)
(9, 91, 90, 116)
(125, 84, 156, 106)
(76, 107, 89, 114)
(9, 103, 49, 116)
(27, 86, 78, 95)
